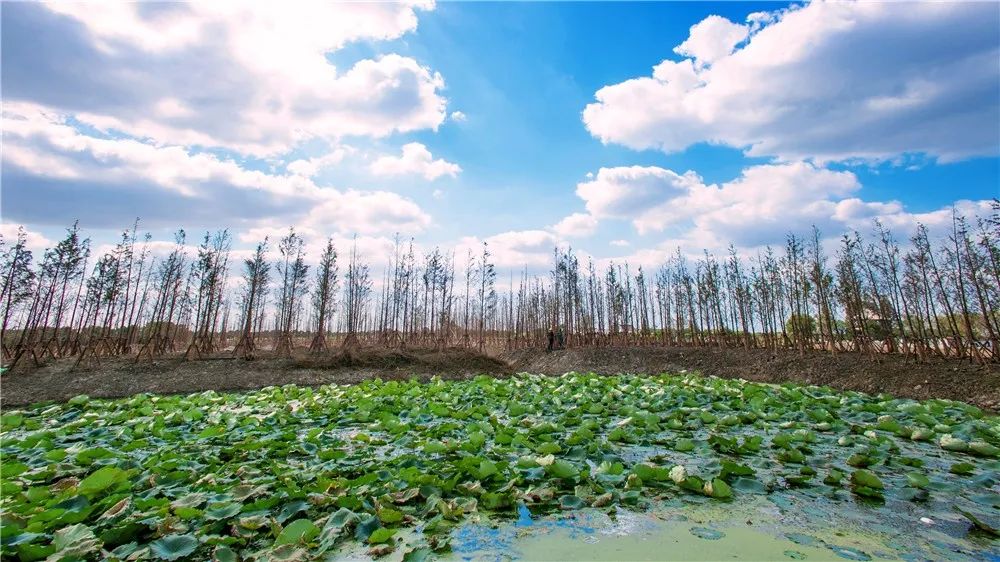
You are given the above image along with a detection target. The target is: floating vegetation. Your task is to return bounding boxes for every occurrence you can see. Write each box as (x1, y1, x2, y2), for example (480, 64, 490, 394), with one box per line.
(1, 372, 999, 560)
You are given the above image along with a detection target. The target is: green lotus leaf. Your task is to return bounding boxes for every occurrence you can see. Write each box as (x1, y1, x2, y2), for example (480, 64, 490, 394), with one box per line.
(213, 546, 238, 562)
(0, 413, 24, 430)
(377, 506, 404, 525)
(50, 524, 102, 558)
(957, 508, 1000, 536)
(950, 462, 976, 475)
(204, 502, 242, 521)
(939, 434, 969, 452)
(704, 478, 733, 499)
(675, 438, 696, 452)
(546, 459, 579, 480)
(367, 527, 396, 545)
(275, 518, 320, 546)
(78, 466, 127, 497)
(402, 546, 433, 562)
(969, 441, 1000, 458)
(559, 494, 585, 509)
(850, 469, 884, 490)
(267, 544, 309, 561)
(150, 534, 199, 561)
(905, 472, 930, 489)
(423, 441, 448, 454)
(1, 461, 28, 479)
(276, 500, 309, 523)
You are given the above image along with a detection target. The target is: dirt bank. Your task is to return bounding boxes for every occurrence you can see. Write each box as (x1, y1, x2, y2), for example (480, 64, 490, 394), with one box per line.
(2, 346, 998, 410)
(0, 348, 512, 407)
(504, 346, 1000, 411)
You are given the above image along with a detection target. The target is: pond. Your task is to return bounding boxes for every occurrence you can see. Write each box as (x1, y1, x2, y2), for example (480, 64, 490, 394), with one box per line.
(1, 372, 998, 560)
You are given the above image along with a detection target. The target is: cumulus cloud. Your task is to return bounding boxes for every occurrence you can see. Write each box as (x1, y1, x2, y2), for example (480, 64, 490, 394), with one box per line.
(674, 15, 749, 67)
(550, 213, 598, 238)
(574, 161, 994, 250)
(0, 223, 54, 255)
(303, 190, 431, 235)
(450, 111, 467, 122)
(234, 226, 404, 270)
(3, 103, 318, 199)
(1, 102, 431, 234)
(370, 142, 461, 180)
(584, 2, 1000, 162)
(3, 3, 447, 155)
(286, 147, 354, 178)
(574, 166, 704, 233)
(456, 229, 565, 270)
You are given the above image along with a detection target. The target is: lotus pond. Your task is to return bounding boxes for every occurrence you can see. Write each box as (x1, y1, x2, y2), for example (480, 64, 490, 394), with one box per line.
(1, 372, 999, 561)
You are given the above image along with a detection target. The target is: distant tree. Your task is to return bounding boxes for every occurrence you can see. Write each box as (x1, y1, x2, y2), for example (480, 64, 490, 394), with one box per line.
(0, 227, 36, 361)
(274, 229, 309, 357)
(343, 237, 372, 349)
(186, 230, 231, 358)
(136, 231, 188, 361)
(310, 238, 339, 352)
(233, 239, 271, 360)
(476, 242, 496, 351)
(4, 212, 1000, 368)
(785, 314, 816, 343)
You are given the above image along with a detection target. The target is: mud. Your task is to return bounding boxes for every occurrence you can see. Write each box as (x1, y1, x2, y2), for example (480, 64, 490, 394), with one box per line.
(2, 345, 998, 410)
(504, 346, 1000, 410)
(0, 347, 511, 407)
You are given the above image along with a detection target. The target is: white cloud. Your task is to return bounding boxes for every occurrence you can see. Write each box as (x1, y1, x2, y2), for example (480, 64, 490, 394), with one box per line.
(302, 190, 431, 235)
(450, 111, 467, 122)
(235, 226, 404, 270)
(91, 238, 196, 264)
(583, 2, 1000, 163)
(456, 229, 565, 270)
(674, 15, 749, 67)
(3, 102, 314, 199)
(610, 239, 630, 247)
(671, 162, 862, 247)
(574, 161, 994, 250)
(575, 166, 703, 233)
(8, 3, 446, 155)
(370, 142, 461, 180)
(550, 212, 598, 238)
(0, 223, 54, 255)
(286, 147, 354, 177)
(2, 102, 431, 234)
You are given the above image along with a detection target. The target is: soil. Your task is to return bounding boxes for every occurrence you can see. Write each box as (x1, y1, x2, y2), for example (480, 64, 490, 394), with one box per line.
(0, 347, 512, 407)
(503, 346, 1000, 411)
(2, 345, 999, 411)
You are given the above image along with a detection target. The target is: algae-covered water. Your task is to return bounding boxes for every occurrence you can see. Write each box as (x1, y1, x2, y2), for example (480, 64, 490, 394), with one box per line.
(335, 493, 998, 561)
(445, 495, 997, 561)
(1, 373, 998, 560)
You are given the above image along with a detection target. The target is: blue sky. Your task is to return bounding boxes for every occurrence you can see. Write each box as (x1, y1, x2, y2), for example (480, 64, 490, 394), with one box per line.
(2, 1, 998, 270)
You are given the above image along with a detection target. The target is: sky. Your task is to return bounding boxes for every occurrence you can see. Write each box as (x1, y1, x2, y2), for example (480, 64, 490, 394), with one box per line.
(2, 1, 998, 272)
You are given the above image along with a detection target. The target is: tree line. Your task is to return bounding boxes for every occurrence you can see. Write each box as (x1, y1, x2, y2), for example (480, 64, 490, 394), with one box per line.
(2, 203, 998, 370)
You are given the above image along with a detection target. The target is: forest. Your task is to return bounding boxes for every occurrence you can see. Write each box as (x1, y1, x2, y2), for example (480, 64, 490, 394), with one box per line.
(2, 202, 998, 371)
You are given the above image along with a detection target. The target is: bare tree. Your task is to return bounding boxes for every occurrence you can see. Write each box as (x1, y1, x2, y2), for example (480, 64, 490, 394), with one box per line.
(185, 230, 231, 359)
(476, 242, 496, 351)
(342, 237, 372, 350)
(274, 229, 309, 357)
(233, 239, 271, 360)
(310, 238, 339, 352)
(0, 227, 36, 363)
